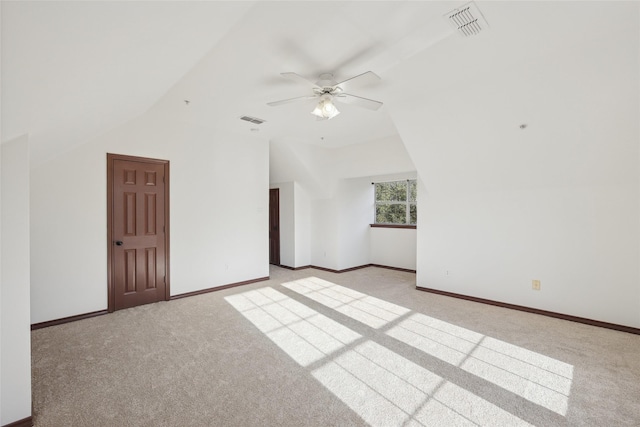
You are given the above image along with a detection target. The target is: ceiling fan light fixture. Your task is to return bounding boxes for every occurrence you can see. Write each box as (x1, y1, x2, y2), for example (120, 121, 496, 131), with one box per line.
(269, 71, 382, 118)
(311, 95, 340, 120)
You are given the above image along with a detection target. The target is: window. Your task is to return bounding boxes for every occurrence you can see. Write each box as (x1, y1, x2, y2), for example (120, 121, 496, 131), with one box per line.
(374, 180, 417, 225)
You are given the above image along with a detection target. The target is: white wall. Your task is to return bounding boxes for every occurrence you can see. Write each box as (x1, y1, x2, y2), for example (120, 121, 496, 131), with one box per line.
(371, 228, 416, 271)
(385, 3, 640, 328)
(271, 134, 418, 272)
(293, 182, 311, 267)
(30, 110, 269, 324)
(307, 174, 419, 272)
(310, 198, 339, 270)
(415, 184, 639, 326)
(1, 135, 32, 425)
(309, 179, 372, 271)
(335, 177, 373, 271)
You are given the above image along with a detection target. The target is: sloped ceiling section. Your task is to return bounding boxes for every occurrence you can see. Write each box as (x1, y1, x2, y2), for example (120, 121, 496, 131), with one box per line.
(2, 1, 464, 169)
(1, 1, 254, 166)
(4, 0, 638, 182)
(137, 1, 457, 193)
(146, 1, 457, 147)
(383, 1, 640, 195)
(270, 134, 416, 199)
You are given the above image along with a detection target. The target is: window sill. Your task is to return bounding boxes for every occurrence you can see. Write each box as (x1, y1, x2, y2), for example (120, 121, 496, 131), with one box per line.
(370, 224, 417, 229)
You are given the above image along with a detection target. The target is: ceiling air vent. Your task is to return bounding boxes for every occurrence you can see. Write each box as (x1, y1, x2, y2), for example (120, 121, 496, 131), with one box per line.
(240, 115, 266, 125)
(445, 2, 488, 37)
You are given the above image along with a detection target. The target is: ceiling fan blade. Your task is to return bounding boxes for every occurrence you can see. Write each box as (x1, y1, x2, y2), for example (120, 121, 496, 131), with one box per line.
(267, 95, 317, 107)
(335, 71, 381, 92)
(334, 93, 383, 111)
(280, 72, 321, 90)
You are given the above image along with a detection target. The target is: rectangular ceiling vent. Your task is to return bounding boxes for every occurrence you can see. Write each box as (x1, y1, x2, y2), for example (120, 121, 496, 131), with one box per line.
(445, 2, 489, 37)
(240, 115, 266, 125)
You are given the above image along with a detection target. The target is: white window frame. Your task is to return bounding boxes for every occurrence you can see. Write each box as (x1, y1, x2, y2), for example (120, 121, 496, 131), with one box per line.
(373, 179, 417, 226)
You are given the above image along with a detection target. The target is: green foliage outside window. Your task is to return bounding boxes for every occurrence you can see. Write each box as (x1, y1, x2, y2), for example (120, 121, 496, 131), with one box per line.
(374, 180, 417, 225)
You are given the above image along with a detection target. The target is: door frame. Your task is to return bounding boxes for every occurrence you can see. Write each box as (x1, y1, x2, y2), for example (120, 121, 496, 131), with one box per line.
(107, 153, 171, 313)
(269, 188, 280, 265)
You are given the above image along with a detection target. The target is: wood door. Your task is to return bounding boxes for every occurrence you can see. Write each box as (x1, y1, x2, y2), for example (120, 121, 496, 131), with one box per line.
(107, 154, 170, 312)
(269, 188, 280, 265)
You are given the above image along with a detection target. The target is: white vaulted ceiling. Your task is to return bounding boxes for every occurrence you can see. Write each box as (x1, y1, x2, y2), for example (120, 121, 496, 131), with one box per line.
(1, 1, 457, 166)
(1, 1, 254, 165)
(2, 1, 638, 172)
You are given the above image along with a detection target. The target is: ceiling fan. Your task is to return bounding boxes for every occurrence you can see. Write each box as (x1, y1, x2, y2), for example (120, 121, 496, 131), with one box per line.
(267, 71, 383, 120)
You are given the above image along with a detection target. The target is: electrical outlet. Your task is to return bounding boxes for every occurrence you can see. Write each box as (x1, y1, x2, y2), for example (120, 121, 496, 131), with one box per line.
(532, 280, 541, 290)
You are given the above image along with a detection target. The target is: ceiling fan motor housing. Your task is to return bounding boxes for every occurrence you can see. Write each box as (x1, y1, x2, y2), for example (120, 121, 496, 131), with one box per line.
(316, 73, 337, 87)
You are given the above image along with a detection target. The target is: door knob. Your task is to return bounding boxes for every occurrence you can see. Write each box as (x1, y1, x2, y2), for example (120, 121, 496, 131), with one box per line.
(115, 241, 123, 246)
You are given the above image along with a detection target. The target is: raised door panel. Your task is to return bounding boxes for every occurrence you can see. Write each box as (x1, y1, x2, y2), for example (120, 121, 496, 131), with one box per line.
(124, 192, 136, 236)
(145, 193, 157, 235)
(145, 248, 157, 290)
(124, 249, 136, 293)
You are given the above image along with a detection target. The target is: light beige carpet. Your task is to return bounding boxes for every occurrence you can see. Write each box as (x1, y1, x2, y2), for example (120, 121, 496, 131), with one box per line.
(32, 266, 640, 426)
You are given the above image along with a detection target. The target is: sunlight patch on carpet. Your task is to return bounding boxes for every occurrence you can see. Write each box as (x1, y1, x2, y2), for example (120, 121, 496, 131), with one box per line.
(284, 277, 574, 416)
(313, 340, 532, 427)
(225, 287, 360, 366)
(388, 313, 573, 415)
(282, 277, 410, 328)
(226, 286, 533, 427)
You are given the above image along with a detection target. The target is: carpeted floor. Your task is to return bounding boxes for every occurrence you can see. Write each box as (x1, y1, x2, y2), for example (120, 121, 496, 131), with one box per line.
(31, 266, 640, 426)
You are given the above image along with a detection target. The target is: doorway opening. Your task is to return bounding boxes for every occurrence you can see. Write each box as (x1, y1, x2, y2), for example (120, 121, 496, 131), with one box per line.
(269, 188, 280, 265)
